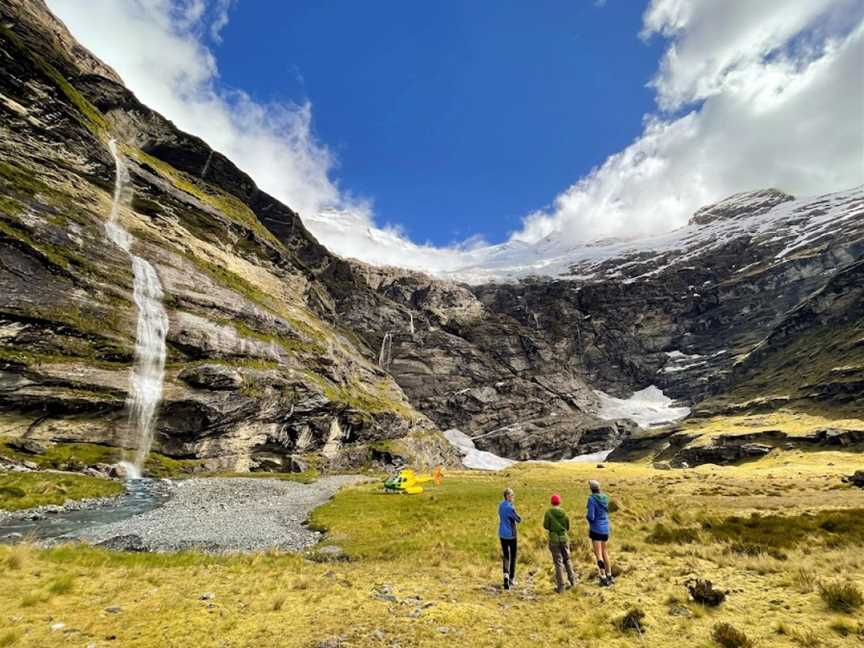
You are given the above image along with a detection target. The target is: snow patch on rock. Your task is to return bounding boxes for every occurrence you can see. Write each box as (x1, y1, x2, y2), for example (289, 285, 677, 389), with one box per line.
(564, 449, 614, 463)
(443, 429, 515, 471)
(595, 386, 690, 429)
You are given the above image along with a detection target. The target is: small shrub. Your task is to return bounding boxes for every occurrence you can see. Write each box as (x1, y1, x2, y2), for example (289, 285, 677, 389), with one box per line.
(646, 523, 699, 544)
(271, 595, 285, 611)
(620, 543, 637, 553)
(711, 622, 753, 648)
(5, 554, 22, 570)
(818, 581, 863, 613)
(0, 630, 19, 647)
(608, 499, 620, 513)
(613, 607, 645, 633)
(0, 486, 25, 499)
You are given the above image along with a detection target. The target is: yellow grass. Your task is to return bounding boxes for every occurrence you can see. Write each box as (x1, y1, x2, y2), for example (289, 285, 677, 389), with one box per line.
(681, 411, 864, 445)
(0, 452, 862, 647)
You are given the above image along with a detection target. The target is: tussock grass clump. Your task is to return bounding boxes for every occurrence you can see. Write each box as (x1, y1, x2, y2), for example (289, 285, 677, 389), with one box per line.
(829, 619, 863, 638)
(20, 591, 49, 608)
(818, 580, 863, 613)
(776, 622, 821, 647)
(613, 607, 645, 633)
(711, 622, 753, 648)
(4, 553, 22, 571)
(46, 574, 74, 595)
(0, 486, 25, 500)
(726, 542, 787, 560)
(0, 630, 20, 647)
(791, 567, 817, 593)
(646, 523, 699, 544)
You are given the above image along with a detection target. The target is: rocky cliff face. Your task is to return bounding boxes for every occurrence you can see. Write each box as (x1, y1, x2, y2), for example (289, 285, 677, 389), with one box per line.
(333, 189, 863, 462)
(0, 0, 457, 473)
(1, 0, 861, 472)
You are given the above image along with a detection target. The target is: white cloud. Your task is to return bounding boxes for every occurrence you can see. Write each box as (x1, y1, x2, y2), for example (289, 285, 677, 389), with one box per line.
(512, 0, 864, 248)
(46, 0, 864, 278)
(209, 0, 233, 42)
(47, 0, 342, 222)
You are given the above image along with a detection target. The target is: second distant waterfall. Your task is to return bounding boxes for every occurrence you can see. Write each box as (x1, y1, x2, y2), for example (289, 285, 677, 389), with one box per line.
(106, 140, 169, 477)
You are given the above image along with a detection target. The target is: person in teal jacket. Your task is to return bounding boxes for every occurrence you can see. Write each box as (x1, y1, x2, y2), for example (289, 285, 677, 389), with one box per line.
(586, 479, 613, 586)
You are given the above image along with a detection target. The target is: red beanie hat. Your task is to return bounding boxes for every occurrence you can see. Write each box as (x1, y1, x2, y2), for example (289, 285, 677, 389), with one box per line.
(551, 493, 561, 506)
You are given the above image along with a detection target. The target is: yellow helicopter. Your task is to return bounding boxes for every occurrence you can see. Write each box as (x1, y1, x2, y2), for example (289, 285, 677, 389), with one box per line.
(382, 466, 443, 494)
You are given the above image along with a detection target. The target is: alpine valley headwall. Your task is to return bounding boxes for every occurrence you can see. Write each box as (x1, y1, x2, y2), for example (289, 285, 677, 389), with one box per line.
(0, 0, 862, 475)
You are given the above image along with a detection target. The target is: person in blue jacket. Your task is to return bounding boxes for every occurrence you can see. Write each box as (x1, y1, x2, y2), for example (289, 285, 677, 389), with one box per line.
(586, 479, 613, 586)
(498, 487, 522, 590)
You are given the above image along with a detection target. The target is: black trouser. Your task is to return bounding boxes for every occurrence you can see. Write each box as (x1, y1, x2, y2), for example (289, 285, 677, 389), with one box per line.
(500, 537, 517, 581)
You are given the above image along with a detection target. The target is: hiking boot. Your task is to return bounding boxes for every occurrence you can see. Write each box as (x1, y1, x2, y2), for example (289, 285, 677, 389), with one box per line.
(510, 578, 518, 587)
(503, 575, 510, 590)
(606, 575, 615, 586)
(599, 575, 610, 587)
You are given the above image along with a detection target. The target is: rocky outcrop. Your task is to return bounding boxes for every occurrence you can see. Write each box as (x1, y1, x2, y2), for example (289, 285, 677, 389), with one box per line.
(323, 262, 635, 459)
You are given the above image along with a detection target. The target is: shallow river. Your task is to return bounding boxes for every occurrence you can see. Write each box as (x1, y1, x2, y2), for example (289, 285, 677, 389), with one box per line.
(0, 479, 169, 544)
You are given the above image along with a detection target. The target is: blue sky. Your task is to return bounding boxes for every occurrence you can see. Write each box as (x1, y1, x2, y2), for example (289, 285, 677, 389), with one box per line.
(215, 2, 664, 246)
(49, 0, 863, 275)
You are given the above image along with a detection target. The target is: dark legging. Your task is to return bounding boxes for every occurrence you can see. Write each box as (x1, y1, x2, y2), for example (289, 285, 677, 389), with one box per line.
(500, 537, 517, 580)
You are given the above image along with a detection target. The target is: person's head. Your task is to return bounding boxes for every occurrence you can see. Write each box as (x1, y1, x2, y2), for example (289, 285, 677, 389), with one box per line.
(503, 487, 514, 502)
(550, 493, 561, 507)
(588, 480, 601, 494)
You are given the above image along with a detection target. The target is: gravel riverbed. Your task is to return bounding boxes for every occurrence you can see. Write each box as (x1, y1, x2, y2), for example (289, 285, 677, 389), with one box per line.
(78, 476, 366, 553)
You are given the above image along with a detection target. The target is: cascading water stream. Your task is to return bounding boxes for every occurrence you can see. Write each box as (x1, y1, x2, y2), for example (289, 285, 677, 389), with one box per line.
(106, 140, 169, 478)
(378, 332, 393, 369)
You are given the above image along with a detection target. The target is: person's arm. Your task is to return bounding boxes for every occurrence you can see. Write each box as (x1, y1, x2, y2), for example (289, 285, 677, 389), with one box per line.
(586, 498, 595, 522)
(543, 510, 551, 531)
(564, 512, 570, 531)
(512, 507, 522, 524)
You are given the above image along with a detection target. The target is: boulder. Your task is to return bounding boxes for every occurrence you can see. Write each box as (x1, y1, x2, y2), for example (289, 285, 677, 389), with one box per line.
(178, 364, 243, 391)
(6, 438, 52, 455)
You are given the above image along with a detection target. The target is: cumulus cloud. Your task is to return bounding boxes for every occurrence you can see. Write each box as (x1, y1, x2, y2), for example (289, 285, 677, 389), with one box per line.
(47, 0, 864, 277)
(515, 0, 864, 247)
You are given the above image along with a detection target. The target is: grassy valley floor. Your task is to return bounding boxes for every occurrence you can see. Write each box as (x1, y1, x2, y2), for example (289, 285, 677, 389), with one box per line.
(1, 452, 863, 647)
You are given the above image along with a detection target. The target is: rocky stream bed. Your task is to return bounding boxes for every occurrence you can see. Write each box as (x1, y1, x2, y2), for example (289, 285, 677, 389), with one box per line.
(0, 476, 365, 553)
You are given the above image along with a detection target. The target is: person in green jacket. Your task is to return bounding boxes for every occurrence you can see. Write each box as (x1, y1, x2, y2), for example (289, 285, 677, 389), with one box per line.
(543, 493, 576, 593)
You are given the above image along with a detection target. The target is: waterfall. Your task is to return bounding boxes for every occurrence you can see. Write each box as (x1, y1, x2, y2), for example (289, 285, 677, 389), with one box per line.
(200, 150, 213, 179)
(532, 312, 540, 331)
(408, 312, 415, 335)
(107, 140, 169, 478)
(378, 332, 393, 369)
